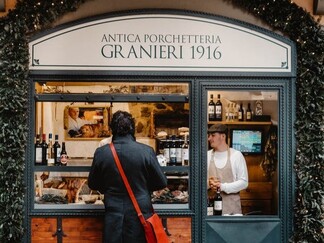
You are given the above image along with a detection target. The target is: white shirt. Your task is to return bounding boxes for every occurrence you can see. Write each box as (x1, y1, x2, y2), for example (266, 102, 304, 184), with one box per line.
(207, 148, 248, 194)
(98, 137, 112, 147)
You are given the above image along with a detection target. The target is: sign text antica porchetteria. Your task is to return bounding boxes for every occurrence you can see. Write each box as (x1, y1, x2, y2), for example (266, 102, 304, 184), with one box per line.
(101, 33, 222, 60)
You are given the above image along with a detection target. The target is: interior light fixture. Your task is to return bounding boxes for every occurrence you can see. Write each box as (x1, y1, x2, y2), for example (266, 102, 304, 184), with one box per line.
(314, 0, 324, 15)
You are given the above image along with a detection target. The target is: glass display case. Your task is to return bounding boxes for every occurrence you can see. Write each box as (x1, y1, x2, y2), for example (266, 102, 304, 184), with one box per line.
(31, 80, 190, 211)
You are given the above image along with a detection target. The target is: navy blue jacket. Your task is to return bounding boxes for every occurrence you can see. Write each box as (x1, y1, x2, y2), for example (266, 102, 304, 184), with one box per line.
(88, 134, 167, 243)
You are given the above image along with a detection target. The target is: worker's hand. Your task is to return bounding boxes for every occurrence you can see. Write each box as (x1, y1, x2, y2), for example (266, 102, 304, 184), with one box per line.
(208, 177, 220, 191)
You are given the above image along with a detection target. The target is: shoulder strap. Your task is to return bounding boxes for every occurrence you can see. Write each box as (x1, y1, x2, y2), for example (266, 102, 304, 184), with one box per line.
(109, 143, 147, 226)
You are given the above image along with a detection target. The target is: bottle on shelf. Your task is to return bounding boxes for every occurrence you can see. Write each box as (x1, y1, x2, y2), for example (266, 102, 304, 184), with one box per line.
(215, 94, 222, 121)
(47, 133, 54, 166)
(207, 195, 214, 216)
(238, 103, 244, 121)
(176, 137, 182, 166)
(234, 103, 239, 121)
(60, 142, 68, 166)
(53, 134, 61, 166)
(35, 134, 42, 165)
(213, 187, 223, 215)
(163, 137, 170, 165)
(225, 103, 230, 121)
(181, 134, 189, 166)
(168, 135, 177, 166)
(158, 139, 164, 155)
(229, 103, 235, 122)
(246, 103, 252, 121)
(41, 133, 48, 165)
(208, 94, 216, 121)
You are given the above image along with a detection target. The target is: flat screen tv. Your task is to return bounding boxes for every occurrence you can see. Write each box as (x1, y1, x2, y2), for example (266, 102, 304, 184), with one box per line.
(230, 129, 263, 155)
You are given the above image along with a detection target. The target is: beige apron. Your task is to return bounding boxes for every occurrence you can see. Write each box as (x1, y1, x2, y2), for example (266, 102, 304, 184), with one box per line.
(208, 148, 242, 215)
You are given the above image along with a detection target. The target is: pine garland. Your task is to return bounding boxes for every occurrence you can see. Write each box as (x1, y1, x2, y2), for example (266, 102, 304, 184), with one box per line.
(228, 1, 324, 242)
(0, 0, 323, 242)
(0, 1, 86, 242)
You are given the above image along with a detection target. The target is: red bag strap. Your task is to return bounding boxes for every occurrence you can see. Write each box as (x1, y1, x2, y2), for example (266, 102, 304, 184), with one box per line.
(109, 143, 147, 226)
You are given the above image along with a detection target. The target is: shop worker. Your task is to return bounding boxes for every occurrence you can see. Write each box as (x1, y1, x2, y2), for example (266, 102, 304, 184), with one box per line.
(88, 110, 167, 243)
(207, 124, 248, 215)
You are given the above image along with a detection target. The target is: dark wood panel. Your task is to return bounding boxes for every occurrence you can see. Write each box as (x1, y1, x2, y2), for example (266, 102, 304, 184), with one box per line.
(62, 218, 103, 243)
(31, 218, 57, 243)
(31, 217, 191, 243)
(242, 200, 272, 215)
(240, 182, 272, 200)
(241, 182, 273, 215)
(166, 217, 191, 243)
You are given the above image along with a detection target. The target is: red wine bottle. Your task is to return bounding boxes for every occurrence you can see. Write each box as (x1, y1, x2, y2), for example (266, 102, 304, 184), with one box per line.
(60, 142, 68, 166)
(41, 133, 48, 165)
(35, 134, 42, 165)
(53, 135, 61, 166)
(213, 188, 223, 215)
(208, 94, 216, 121)
(215, 94, 223, 121)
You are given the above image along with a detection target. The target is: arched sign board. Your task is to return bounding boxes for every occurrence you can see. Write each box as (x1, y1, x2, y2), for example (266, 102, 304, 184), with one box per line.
(29, 11, 294, 76)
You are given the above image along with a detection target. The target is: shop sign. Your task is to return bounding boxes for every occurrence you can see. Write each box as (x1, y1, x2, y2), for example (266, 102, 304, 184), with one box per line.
(29, 13, 292, 73)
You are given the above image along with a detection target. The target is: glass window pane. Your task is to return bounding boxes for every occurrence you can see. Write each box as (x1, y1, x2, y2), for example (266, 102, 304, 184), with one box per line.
(206, 90, 278, 216)
(33, 81, 190, 211)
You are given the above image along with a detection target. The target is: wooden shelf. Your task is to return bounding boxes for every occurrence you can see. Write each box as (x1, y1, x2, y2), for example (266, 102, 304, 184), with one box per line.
(208, 121, 272, 126)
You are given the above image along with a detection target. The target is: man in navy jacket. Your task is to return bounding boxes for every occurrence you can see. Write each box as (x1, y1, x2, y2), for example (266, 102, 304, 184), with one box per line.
(88, 110, 167, 243)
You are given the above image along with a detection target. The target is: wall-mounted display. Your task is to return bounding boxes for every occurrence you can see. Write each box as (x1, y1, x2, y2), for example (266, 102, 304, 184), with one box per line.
(230, 128, 263, 155)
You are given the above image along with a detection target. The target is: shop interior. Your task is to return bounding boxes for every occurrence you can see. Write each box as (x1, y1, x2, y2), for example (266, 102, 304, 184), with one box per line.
(32, 81, 279, 241)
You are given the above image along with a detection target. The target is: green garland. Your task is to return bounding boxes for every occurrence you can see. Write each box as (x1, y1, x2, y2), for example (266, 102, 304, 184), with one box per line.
(225, 2, 324, 242)
(0, 0, 323, 242)
(0, 1, 86, 242)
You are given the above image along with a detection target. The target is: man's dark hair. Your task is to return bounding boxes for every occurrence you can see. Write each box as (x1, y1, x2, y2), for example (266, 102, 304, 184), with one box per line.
(110, 110, 135, 137)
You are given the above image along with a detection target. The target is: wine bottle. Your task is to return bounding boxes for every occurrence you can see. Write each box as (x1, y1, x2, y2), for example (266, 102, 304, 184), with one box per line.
(215, 94, 222, 121)
(207, 195, 214, 216)
(238, 103, 244, 121)
(246, 103, 252, 121)
(181, 134, 189, 166)
(225, 103, 230, 121)
(229, 103, 235, 122)
(208, 94, 216, 121)
(60, 142, 68, 166)
(158, 139, 164, 155)
(35, 134, 42, 165)
(169, 135, 177, 166)
(163, 137, 170, 165)
(41, 134, 48, 165)
(47, 133, 54, 166)
(53, 135, 61, 166)
(234, 103, 239, 121)
(213, 187, 223, 215)
(176, 137, 182, 166)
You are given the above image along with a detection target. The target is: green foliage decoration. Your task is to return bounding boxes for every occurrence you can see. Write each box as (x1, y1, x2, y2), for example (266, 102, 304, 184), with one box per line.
(227, 1, 324, 242)
(0, 0, 323, 242)
(0, 1, 86, 242)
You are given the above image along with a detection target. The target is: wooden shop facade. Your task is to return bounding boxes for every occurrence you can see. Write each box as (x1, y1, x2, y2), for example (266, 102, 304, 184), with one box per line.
(27, 10, 296, 243)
